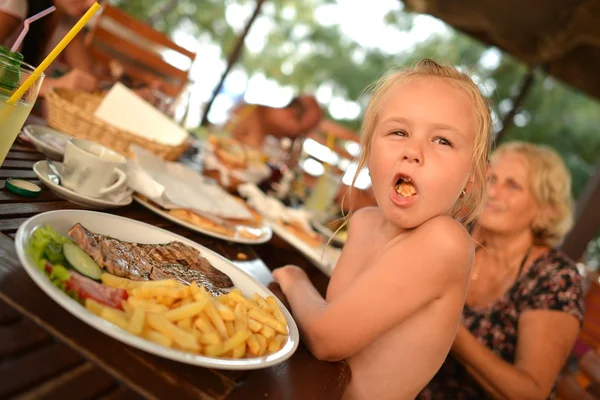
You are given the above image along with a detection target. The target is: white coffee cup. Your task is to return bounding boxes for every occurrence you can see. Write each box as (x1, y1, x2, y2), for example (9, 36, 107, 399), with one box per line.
(61, 139, 128, 198)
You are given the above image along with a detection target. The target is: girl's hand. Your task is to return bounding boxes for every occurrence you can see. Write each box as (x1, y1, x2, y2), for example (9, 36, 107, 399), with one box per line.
(272, 265, 308, 290)
(267, 281, 291, 312)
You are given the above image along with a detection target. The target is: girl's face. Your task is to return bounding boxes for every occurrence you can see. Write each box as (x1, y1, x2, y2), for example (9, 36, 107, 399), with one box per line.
(367, 77, 477, 229)
(477, 152, 540, 237)
(54, 0, 96, 17)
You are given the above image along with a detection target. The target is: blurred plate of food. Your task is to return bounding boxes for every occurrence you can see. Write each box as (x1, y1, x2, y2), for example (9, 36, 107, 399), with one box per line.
(238, 183, 341, 276)
(127, 146, 273, 244)
(311, 217, 347, 249)
(133, 193, 273, 244)
(22, 125, 72, 161)
(15, 210, 298, 369)
(200, 135, 271, 192)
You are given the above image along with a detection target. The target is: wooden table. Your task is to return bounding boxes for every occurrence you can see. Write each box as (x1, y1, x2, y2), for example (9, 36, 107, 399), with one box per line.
(0, 142, 350, 399)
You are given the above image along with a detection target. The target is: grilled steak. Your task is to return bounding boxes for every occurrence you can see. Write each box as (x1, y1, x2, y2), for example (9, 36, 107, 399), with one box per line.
(68, 223, 234, 295)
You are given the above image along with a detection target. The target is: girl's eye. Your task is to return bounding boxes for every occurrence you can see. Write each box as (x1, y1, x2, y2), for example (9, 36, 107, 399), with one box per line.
(508, 180, 522, 190)
(433, 137, 452, 146)
(391, 130, 407, 137)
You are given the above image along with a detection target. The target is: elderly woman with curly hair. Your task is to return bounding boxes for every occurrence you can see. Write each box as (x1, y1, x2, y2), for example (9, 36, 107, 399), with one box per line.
(419, 141, 585, 400)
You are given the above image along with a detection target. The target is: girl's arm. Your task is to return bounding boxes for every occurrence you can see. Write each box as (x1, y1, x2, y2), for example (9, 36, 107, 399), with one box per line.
(451, 311, 580, 400)
(274, 215, 473, 361)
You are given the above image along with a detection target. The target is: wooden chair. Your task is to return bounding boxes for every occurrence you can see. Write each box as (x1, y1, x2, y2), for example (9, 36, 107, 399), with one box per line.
(556, 279, 600, 399)
(579, 281, 600, 352)
(84, 4, 197, 98)
(557, 350, 600, 399)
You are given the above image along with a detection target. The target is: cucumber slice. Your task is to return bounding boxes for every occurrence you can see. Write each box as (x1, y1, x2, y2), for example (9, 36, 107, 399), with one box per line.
(63, 242, 102, 280)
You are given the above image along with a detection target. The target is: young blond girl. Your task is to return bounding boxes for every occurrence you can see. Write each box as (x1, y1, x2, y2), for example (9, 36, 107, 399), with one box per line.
(272, 59, 493, 400)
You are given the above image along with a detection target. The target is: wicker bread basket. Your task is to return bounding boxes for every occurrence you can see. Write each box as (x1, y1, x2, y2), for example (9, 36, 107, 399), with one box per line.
(46, 88, 189, 160)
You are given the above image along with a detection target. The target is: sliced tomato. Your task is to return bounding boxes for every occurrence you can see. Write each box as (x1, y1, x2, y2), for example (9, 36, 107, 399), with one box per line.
(42, 261, 129, 310)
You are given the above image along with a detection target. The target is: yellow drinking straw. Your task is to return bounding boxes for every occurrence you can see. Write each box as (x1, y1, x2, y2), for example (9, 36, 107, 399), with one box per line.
(7, 2, 102, 105)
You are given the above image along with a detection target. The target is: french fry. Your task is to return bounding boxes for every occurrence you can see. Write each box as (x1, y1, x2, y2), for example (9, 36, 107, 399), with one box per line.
(121, 301, 133, 315)
(131, 286, 183, 299)
(85, 298, 104, 317)
(259, 325, 276, 340)
(252, 294, 274, 314)
(248, 318, 263, 333)
(234, 304, 247, 333)
(268, 335, 287, 353)
(193, 287, 213, 302)
(189, 281, 201, 295)
(146, 313, 199, 352)
(176, 318, 192, 330)
(143, 329, 173, 347)
(101, 307, 129, 330)
(136, 279, 180, 288)
(228, 290, 256, 311)
(101, 273, 137, 290)
(248, 309, 287, 335)
(128, 307, 145, 335)
(93, 273, 290, 360)
(205, 303, 229, 340)
(226, 321, 235, 337)
(246, 333, 261, 355)
(256, 333, 267, 356)
(158, 296, 177, 308)
(204, 343, 225, 357)
(223, 330, 249, 354)
(164, 300, 208, 322)
(266, 296, 287, 326)
(217, 303, 235, 321)
(194, 314, 218, 336)
(232, 343, 246, 359)
(197, 332, 221, 345)
(127, 297, 169, 313)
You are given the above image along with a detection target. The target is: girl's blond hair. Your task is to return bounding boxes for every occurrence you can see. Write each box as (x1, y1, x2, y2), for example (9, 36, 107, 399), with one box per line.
(493, 141, 574, 247)
(347, 59, 493, 227)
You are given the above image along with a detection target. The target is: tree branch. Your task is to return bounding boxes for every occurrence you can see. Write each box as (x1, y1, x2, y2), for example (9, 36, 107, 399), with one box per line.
(146, 0, 178, 26)
(494, 68, 537, 147)
(201, 0, 265, 126)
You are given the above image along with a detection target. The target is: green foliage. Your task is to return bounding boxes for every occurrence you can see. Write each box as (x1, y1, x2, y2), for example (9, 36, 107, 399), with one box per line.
(111, 0, 599, 199)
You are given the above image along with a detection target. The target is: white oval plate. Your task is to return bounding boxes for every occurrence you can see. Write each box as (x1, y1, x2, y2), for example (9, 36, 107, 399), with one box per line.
(15, 210, 299, 369)
(23, 125, 72, 161)
(133, 194, 273, 245)
(33, 161, 133, 209)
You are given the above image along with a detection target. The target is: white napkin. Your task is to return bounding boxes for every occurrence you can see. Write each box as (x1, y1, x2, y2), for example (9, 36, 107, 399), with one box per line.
(94, 83, 188, 146)
(127, 146, 253, 219)
(238, 183, 314, 233)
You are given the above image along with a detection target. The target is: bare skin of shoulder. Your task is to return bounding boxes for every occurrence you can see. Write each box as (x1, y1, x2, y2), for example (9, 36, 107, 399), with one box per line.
(274, 207, 473, 400)
(335, 208, 473, 399)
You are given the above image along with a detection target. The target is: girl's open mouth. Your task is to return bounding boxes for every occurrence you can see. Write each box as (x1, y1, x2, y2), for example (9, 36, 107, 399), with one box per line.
(394, 175, 417, 198)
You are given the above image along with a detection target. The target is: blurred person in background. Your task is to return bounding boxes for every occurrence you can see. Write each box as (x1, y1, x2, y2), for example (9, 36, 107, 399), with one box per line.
(226, 94, 322, 148)
(418, 141, 584, 400)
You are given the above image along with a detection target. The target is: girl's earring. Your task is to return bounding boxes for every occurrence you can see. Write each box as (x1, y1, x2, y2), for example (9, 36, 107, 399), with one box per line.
(460, 188, 467, 198)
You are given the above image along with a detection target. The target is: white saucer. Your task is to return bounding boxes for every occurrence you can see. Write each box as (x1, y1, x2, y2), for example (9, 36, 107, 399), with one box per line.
(33, 160, 133, 209)
(23, 125, 72, 161)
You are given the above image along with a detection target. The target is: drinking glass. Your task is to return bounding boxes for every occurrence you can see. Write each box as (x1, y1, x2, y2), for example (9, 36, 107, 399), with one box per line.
(0, 53, 44, 166)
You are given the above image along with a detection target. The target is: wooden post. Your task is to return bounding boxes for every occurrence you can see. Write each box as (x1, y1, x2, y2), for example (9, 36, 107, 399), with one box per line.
(561, 161, 600, 261)
(201, 0, 265, 126)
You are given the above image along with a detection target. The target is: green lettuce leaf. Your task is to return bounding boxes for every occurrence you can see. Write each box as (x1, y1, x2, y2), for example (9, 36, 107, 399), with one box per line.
(26, 225, 75, 299)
